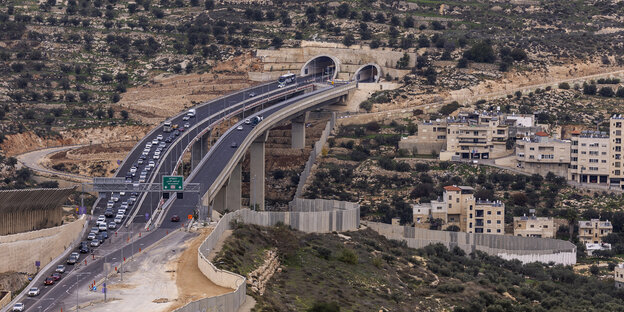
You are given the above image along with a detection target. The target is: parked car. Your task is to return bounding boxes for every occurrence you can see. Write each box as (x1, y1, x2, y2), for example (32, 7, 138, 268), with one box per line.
(171, 215, 180, 222)
(43, 277, 54, 285)
(12, 303, 24, 311)
(55, 265, 66, 273)
(27, 287, 40, 296)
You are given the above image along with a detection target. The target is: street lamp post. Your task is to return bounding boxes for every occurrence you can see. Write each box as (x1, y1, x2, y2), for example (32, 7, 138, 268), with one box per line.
(73, 270, 91, 312)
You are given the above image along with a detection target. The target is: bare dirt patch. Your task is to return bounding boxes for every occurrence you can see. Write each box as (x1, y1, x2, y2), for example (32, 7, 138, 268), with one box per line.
(45, 141, 136, 177)
(169, 228, 232, 311)
(119, 53, 261, 125)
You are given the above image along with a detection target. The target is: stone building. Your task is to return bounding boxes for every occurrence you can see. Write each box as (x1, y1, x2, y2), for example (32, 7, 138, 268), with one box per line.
(615, 264, 624, 288)
(569, 130, 610, 184)
(513, 216, 555, 238)
(578, 219, 613, 244)
(515, 132, 570, 177)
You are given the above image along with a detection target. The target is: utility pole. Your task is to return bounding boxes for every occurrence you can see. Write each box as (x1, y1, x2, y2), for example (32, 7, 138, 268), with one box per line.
(73, 270, 91, 312)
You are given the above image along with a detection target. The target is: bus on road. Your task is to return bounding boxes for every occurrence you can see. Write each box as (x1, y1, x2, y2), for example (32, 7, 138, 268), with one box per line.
(278, 73, 296, 87)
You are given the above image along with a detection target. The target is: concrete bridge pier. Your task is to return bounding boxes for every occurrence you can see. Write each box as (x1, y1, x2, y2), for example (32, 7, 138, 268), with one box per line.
(226, 162, 242, 212)
(191, 131, 210, 170)
(291, 112, 308, 149)
(250, 131, 269, 210)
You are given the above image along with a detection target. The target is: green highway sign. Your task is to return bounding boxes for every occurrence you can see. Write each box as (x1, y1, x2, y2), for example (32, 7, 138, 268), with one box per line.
(163, 176, 184, 191)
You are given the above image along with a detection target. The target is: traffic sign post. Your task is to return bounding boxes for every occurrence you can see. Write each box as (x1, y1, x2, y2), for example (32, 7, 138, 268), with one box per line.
(162, 176, 183, 191)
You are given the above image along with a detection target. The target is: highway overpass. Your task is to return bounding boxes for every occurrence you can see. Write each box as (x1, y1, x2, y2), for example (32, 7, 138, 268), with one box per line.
(8, 76, 354, 312)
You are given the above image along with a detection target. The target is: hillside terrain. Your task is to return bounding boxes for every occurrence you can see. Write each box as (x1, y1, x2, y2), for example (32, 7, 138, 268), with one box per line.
(216, 223, 624, 312)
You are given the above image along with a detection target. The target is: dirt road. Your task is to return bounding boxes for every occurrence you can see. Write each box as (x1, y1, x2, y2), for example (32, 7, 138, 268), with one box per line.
(168, 228, 232, 311)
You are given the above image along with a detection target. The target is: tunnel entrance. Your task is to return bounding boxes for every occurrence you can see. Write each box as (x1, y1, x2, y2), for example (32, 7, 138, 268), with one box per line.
(301, 56, 338, 80)
(354, 64, 381, 83)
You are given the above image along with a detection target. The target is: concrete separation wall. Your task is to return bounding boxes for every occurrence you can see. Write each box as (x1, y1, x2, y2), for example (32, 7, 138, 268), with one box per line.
(366, 221, 576, 265)
(294, 113, 335, 198)
(173, 198, 360, 312)
(0, 215, 86, 274)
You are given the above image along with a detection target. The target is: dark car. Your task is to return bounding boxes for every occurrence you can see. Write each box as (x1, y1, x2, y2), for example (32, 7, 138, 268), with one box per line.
(51, 273, 62, 281)
(231, 141, 237, 148)
(43, 277, 54, 285)
(171, 215, 180, 222)
(165, 137, 173, 143)
(105, 209, 114, 217)
(174, 130, 180, 136)
(79, 242, 90, 253)
(100, 231, 108, 240)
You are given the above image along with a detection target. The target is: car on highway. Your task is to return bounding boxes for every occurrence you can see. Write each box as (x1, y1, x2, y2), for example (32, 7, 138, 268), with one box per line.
(91, 226, 100, 233)
(171, 215, 180, 222)
(114, 215, 123, 223)
(142, 150, 150, 156)
(159, 142, 166, 148)
(165, 136, 173, 143)
(152, 139, 159, 145)
(120, 202, 128, 209)
(138, 158, 144, 165)
(153, 153, 160, 160)
(108, 222, 116, 229)
(67, 253, 78, 264)
(183, 115, 190, 121)
(107, 200, 114, 209)
(27, 287, 40, 297)
(236, 125, 243, 131)
(117, 208, 126, 215)
(145, 142, 153, 148)
(178, 127, 185, 132)
(157, 134, 163, 140)
(98, 223, 107, 231)
(55, 265, 65, 273)
(244, 118, 251, 125)
(105, 209, 114, 217)
(248, 92, 256, 97)
(90, 239, 100, 247)
(51, 273, 62, 281)
(184, 122, 190, 129)
(139, 154, 147, 160)
(79, 242, 90, 253)
(231, 141, 237, 148)
(100, 231, 108, 239)
(174, 130, 180, 136)
(120, 191, 125, 196)
(12, 303, 24, 311)
(130, 166, 137, 173)
(87, 232, 96, 240)
(97, 215, 106, 223)
(44, 277, 54, 285)
(148, 161, 155, 168)
(111, 194, 120, 202)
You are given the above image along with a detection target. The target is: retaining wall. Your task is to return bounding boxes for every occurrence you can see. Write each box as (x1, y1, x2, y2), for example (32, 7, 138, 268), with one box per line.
(367, 222, 576, 265)
(0, 215, 86, 274)
(174, 198, 360, 312)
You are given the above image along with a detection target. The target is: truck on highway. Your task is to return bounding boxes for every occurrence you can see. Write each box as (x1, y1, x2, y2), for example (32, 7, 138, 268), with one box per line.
(251, 116, 263, 127)
(163, 121, 172, 133)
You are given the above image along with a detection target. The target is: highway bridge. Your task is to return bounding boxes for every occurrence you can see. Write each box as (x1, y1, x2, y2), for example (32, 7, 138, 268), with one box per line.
(8, 76, 355, 312)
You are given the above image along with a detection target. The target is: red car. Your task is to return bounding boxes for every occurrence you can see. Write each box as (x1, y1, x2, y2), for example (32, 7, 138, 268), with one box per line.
(171, 215, 180, 222)
(178, 127, 185, 132)
(51, 273, 62, 281)
(44, 277, 54, 285)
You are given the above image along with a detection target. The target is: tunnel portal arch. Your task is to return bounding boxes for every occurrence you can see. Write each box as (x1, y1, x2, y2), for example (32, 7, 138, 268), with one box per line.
(300, 55, 340, 80)
(353, 64, 381, 83)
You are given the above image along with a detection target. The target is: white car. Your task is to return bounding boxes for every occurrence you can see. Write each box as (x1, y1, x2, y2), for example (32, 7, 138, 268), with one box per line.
(87, 232, 96, 240)
(117, 209, 126, 215)
(157, 134, 163, 140)
(13, 303, 24, 311)
(153, 154, 160, 160)
(114, 216, 123, 223)
(120, 191, 126, 196)
(244, 118, 251, 125)
(55, 265, 66, 273)
(107, 201, 114, 209)
(98, 223, 107, 231)
(108, 222, 117, 229)
(90, 240, 100, 247)
(152, 139, 158, 144)
(236, 125, 243, 131)
(27, 287, 40, 297)
(130, 167, 137, 173)
(148, 161, 155, 168)
(97, 215, 106, 222)
(121, 202, 128, 209)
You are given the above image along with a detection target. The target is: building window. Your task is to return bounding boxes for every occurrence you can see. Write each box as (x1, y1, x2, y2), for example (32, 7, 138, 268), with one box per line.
(497, 229, 501, 233)
(530, 224, 535, 228)
(487, 229, 491, 233)
(497, 220, 501, 224)
(543, 225, 548, 228)
(497, 211, 501, 215)
(487, 211, 492, 215)
(456, 198, 459, 203)
(448, 204, 452, 208)
(487, 220, 491, 224)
